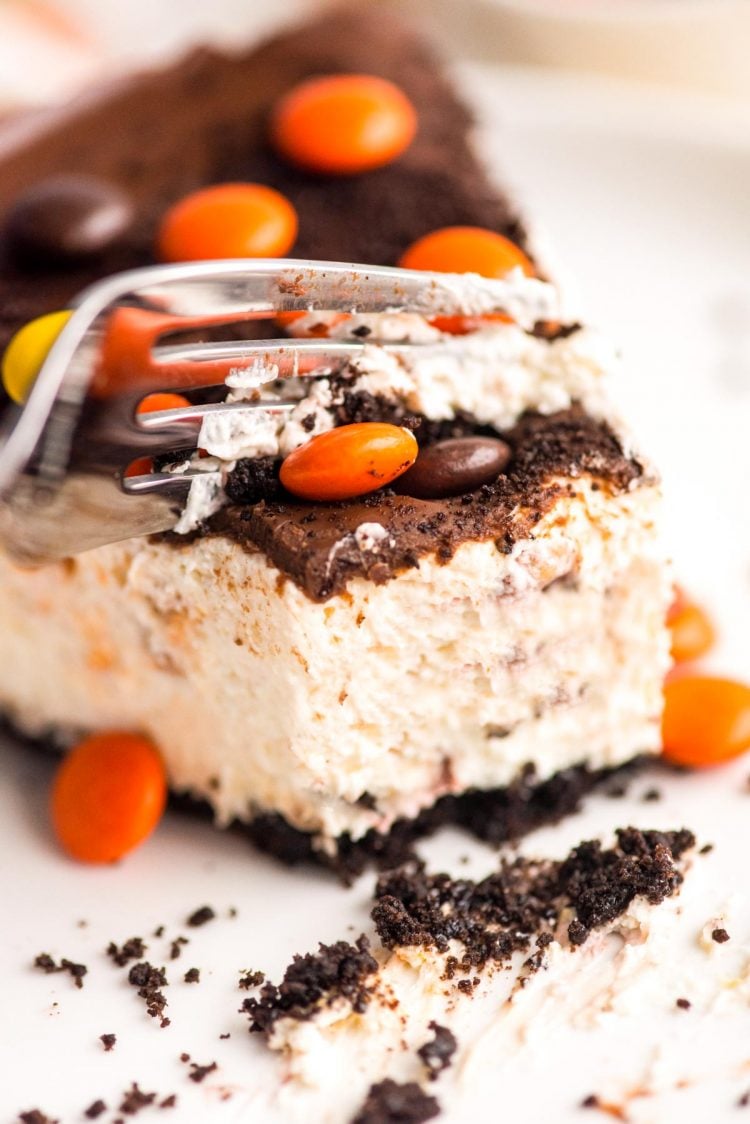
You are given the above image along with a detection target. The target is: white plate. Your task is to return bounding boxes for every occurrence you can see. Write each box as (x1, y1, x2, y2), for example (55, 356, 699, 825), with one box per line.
(1, 65, 749, 1124)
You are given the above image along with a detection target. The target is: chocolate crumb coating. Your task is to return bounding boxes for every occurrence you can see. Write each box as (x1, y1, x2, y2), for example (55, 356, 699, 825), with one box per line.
(33, 952, 87, 989)
(187, 1061, 217, 1084)
(244, 935, 378, 1034)
(205, 408, 643, 602)
(107, 937, 147, 968)
(418, 1022, 457, 1080)
(118, 1084, 156, 1115)
(169, 938, 189, 961)
(186, 906, 215, 928)
(351, 1080, 440, 1124)
(127, 962, 169, 1026)
(245, 829, 693, 1041)
(238, 970, 265, 990)
(372, 828, 694, 966)
(0, 7, 530, 359)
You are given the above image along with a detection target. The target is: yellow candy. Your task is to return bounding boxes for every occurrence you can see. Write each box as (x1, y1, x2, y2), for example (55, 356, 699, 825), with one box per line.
(2, 309, 72, 405)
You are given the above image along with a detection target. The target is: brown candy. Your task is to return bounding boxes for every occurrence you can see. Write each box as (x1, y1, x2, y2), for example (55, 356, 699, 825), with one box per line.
(394, 436, 511, 499)
(4, 174, 134, 265)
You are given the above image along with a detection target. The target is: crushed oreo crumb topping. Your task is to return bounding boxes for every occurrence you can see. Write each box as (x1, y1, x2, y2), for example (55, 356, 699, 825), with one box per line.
(84, 1101, 106, 1120)
(224, 457, 283, 506)
(118, 1084, 156, 1115)
(351, 1079, 440, 1124)
(107, 938, 147, 968)
(372, 829, 694, 969)
(712, 928, 730, 944)
(33, 952, 87, 989)
(183, 968, 200, 984)
(186, 1061, 217, 1084)
(239, 970, 265, 990)
(186, 906, 216, 928)
(127, 962, 169, 1026)
(417, 1022, 457, 1080)
(169, 938, 189, 961)
(100, 1033, 117, 1052)
(244, 936, 378, 1035)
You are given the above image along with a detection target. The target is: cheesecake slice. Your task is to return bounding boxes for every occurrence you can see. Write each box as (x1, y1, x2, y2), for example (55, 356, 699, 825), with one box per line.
(0, 8, 670, 874)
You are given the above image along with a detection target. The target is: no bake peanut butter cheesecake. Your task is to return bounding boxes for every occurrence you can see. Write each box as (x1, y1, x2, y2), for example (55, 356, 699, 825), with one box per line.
(0, 8, 671, 872)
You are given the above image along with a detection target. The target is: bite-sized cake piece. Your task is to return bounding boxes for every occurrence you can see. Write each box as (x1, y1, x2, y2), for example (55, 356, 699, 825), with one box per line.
(241, 828, 694, 1121)
(0, 6, 670, 871)
(0, 388, 669, 866)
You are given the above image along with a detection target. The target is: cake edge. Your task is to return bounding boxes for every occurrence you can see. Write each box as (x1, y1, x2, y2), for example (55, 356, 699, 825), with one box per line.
(1, 711, 646, 882)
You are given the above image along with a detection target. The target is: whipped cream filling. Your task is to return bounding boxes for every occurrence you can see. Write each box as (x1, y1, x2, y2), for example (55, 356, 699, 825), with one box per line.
(0, 478, 670, 844)
(174, 314, 622, 533)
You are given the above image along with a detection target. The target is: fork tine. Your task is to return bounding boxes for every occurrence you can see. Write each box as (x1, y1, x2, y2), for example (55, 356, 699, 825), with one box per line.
(0, 258, 559, 563)
(150, 337, 426, 380)
(123, 259, 556, 327)
(135, 399, 298, 432)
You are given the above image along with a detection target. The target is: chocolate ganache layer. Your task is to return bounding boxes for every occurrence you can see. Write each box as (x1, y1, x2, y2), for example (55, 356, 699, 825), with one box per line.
(194, 408, 644, 602)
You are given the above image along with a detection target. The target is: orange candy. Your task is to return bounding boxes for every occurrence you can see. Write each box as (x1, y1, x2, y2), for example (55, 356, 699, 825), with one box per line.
(662, 676, 750, 768)
(271, 74, 417, 175)
(274, 310, 351, 338)
(137, 392, 191, 415)
(51, 732, 167, 862)
(428, 312, 513, 336)
(280, 422, 418, 502)
(399, 226, 535, 279)
(667, 586, 715, 663)
(124, 456, 153, 479)
(157, 183, 298, 262)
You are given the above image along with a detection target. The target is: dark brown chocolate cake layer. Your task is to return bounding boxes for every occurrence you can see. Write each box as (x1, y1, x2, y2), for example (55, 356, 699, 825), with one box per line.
(0, 7, 528, 355)
(199, 408, 643, 601)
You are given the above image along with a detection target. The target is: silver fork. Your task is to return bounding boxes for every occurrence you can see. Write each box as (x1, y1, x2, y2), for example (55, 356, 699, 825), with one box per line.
(0, 258, 556, 564)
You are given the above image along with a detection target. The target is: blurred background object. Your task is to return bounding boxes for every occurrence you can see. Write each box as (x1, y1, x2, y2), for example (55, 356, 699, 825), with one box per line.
(0, 0, 326, 110)
(396, 0, 750, 101)
(1, 0, 749, 112)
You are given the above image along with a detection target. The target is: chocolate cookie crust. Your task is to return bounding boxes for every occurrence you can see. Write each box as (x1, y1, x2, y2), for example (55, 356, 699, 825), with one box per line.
(3, 711, 641, 881)
(0, 7, 529, 356)
(203, 408, 643, 601)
